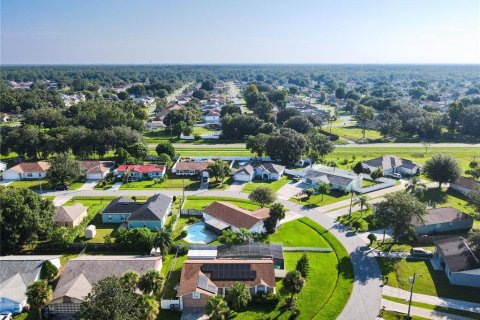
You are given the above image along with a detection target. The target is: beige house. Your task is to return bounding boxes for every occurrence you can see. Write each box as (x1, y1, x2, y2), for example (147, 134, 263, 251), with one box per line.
(54, 204, 88, 227)
(2, 161, 50, 180)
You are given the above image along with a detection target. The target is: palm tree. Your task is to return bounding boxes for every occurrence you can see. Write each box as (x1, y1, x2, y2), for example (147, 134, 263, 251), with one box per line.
(405, 176, 427, 195)
(138, 270, 163, 297)
(218, 229, 240, 247)
(225, 282, 252, 311)
(269, 203, 286, 222)
(154, 229, 173, 256)
(353, 195, 371, 218)
(205, 295, 230, 320)
(317, 182, 331, 201)
(26, 280, 52, 320)
(282, 270, 305, 309)
(138, 295, 160, 320)
(121, 270, 139, 292)
(238, 228, 253, 243)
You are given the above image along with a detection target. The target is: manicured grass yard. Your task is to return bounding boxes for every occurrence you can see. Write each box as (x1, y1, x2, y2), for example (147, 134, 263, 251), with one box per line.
(63, 197, 119, 243)
(330, 122, 382, 141)
(242, 175, 290, 193)
(290, 189, 351, 207)
(9, 179, 83, 191)
(377, 257, 480, 303)
(183, 196, 261, 211)
(380, 310, 430, 320)
(235, 218, 354, 320)
(120, 174, 200, 190)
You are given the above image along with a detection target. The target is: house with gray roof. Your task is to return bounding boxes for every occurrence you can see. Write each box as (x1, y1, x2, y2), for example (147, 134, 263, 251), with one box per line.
(432, 237, 480, 288)
(300, 165, 361, 192)
(233, 162, 285, 182)
(361, 155, 421, 176)
(54, 204, 88, 227)
(412, 207, 474, 235)
(48, 256, 162, 315)
(0, 255, 61, 314)
(450, 176, 480, 196)
(100, 194, 172, 230)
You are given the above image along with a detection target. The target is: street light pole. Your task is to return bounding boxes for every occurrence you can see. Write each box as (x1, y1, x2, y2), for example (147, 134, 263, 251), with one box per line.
(407, 272, 420, 320)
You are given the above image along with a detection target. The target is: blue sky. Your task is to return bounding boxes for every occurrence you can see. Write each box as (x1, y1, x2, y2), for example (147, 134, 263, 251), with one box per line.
(1, 0, 479, 64)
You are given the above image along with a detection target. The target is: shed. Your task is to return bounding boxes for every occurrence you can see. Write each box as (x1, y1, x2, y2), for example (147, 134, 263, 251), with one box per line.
(85, 225, 96, 239)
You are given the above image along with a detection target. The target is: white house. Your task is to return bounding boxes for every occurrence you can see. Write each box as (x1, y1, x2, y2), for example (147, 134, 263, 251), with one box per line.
(432, 237, 480, 288)
(203, 110, 221, 124)
(0, 255, 61, 314)
(233, 162, 285, 182)
(300, 165, 361, 192)
(172, 158, 213, 178)
(2, 162, 50, 180)
(81, 161, 115, 180)
(202, 201, 270, 234)
(361, 155, 422, 176)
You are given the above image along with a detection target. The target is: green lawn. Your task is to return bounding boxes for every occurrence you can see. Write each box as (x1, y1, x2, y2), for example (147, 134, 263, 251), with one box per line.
(236, 218, 354, 320)
(120, 174, 200, 190)
(337, 209, 373, 233)
(380, 310, 430, 320)
(208, 176, 234, 190)
(182, 196, 260, 211)
(290, 189, 351, 207)
(161, 252, 188, 299)
(330, 123, 382, 142)
(383, 295, 480, 319)
(377, 258, 480, 303)
(174, 146, 254, 156)
(242, 175, 291, 193)
(9, 179, 83, 191)
(63, 197, 118, 243)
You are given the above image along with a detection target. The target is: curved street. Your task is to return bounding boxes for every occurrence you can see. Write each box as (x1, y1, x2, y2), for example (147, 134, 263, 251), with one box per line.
(44, 186, 383, 320)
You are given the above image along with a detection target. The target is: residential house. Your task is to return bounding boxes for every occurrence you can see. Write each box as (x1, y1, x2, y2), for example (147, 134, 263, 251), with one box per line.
(48, 256, 162, 315)
(0, 161, 7, 172)
(115, 164, 166, 180)
(177, 258, 276, 309)
(202, 201, 270, 234)
(233, 162, 285, 182)
(412, 207, 473, 235)
(0, 255, 61, 313)
(203, 110, 221, 124)
(301, 166, 361, 192)
(172, 158, 213, 178)
(100, 194, 172, 230)
(81, 161, 115, 180)
(2, 162, 50, 180)
(361, 155, 422, 176)
(54, 204, 89, 227)
(432, 237, 480, 288)
(450, 176, 480, 196)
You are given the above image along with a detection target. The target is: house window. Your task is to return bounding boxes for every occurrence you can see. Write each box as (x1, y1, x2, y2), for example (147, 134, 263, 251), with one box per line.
(27, 172, 33, 177)
(38, 173, 42, 177)
(108, 215, 112, 221)
(257, 285, 265, 294)
(192, 292, 201, 299)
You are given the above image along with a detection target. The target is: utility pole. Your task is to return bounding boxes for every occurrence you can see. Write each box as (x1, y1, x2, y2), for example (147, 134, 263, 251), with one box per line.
(182, 177, 185, 200)
(406, 273, 421, 320)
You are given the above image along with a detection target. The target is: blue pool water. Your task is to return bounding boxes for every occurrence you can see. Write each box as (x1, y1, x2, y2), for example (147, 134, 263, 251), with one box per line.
(184, 222, 217, 244)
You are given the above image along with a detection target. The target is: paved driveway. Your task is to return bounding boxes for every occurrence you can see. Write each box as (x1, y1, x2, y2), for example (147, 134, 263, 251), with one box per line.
(276, 181, 305, 200)
(78, 180, 98, 190)
(181, 308, 207, 320)
(225, 181, 245, 192)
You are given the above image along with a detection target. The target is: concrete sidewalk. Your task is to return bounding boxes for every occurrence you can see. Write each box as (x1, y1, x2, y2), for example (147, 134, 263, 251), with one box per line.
(381, 298, 473, 320)
(383, 285, 480, 314)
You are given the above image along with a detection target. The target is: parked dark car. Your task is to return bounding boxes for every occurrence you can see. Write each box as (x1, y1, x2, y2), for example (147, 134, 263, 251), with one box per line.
(409, 248, 433, 258)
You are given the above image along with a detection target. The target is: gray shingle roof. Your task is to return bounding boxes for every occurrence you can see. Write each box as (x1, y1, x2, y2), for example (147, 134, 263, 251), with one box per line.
(52, 256, 162, 301)
(412, 207, 473, 226)
(303, 168, 354, 187)
(0, 260, 43, 303)
(362, 156, 420, 171)
(435, 237, 480, 272)
(127, 194, 172, 222)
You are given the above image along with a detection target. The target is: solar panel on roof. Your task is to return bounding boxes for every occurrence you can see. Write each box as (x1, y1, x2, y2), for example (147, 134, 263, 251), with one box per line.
(201, 263, 256, 281)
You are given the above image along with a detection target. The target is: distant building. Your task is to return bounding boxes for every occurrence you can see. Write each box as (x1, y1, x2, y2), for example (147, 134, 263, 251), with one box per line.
(115, 164, 166, 180)
(203, 110, 221, 124)
(233, 162, 285, 182)
(361, 156, 422, 176)
(81, 161, 114, 180)
(450, 176, 480, 196)
(172, 158, 213, 178)
(300, 166, 361, 192)
(432, 237, 480, 288)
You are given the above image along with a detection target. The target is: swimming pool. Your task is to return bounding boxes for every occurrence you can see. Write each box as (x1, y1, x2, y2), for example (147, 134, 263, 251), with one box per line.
(184, 222, 218, 244)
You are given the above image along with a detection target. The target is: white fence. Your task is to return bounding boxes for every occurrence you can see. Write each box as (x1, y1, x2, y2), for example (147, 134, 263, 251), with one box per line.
(180, 131, 222, 140)
(356, 178, 396, 193)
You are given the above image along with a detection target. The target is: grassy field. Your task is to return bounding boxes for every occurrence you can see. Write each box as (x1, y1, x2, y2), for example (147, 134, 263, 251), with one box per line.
(174, 146, 254, 156)
(290, 189, 351, 207)
(377, 257, 480, 303)
(380, 310, 430, 320)
(330, 123, 383, 142)
(242, 175, 290, 193)
(63, 197, 118, 243)
(9, 179, 83, 191)
(182, 196, 261, 211)
(235, 218, 354, 320)
(120, 174, 200, 190)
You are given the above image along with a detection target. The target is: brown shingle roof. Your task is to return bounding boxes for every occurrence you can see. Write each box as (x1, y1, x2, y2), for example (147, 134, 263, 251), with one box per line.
(177, 259, 275, 297)
(81, 161, 114, 174)
(203, 202, 264, 229)
(54, 204, 88, 223)
(9, 161, 50, 173)
(175, 161, 212, 172)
